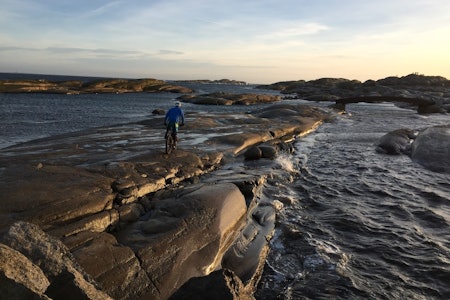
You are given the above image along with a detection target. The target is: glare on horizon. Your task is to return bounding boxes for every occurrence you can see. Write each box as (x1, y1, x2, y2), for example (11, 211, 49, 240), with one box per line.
(1, 0, 449, 84)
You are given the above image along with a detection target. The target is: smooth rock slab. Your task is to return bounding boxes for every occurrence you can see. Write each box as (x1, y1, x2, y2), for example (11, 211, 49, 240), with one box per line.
(116, 183, 247, 300)
(0, 164, 114, 232)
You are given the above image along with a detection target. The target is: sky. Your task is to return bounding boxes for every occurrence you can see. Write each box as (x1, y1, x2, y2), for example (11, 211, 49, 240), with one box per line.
(1, 0, 449, 84)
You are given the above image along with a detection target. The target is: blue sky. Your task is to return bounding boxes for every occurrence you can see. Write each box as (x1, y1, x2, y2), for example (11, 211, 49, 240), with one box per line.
(1, 0, 449, 83)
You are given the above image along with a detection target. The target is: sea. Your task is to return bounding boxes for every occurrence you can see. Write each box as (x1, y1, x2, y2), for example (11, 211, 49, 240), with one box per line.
(1, 73, 449, 299)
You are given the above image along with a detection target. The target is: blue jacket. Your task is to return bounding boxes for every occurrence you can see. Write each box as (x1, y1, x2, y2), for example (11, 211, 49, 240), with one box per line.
(165, 106, 184, 124)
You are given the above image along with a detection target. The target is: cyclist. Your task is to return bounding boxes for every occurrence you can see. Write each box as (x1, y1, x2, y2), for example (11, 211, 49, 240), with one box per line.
(164, 101, 185, 147)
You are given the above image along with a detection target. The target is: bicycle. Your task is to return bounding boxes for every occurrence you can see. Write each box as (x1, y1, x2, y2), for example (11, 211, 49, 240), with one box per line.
(165, 129, 176, 154)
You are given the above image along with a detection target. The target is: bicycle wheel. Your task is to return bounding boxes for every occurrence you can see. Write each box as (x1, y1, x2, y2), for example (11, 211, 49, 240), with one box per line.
(165, 134, 173, 154)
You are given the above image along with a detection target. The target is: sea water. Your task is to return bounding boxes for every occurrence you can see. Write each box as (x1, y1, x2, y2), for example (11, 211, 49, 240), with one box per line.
(257, 103, 450, 299)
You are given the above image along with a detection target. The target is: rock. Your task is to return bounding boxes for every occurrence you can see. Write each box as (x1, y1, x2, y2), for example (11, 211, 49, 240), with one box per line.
(376, 128, 416, 155)
(0, 102, 331, 299)
(152, 109, 165, 115)
(258, 73, 450, 114)
(244, 146, 262, 160)
(169, 269, 255, 300)
(377, 73, 450, 87)
(417, 104, 445, 114)
(48, 210, 119, 238)
(116, 183, 247, 300)
(0, 243, 50, 299)
(411, 125, 450, 173)
(178, 92, 281, 105)
(0, 164, 115, 232)
(259, 145, 278, 159)
(64, 231, 153, 300)
(277, 141, 295, 153)
(117, 203, 145, 224)
(243, 144, 283, 160)
(1, 221, 112, 300)
(222, 204, 276, 283)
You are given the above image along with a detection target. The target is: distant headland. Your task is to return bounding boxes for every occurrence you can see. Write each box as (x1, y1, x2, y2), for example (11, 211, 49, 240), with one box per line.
(0, 73, 246, 94)
(0, 75, 193, 94)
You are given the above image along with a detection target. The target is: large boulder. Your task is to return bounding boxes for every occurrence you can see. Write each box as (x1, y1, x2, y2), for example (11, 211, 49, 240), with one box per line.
(376, 128, 416, 155)
(411, 125, 450, 173)
(116, 183, 247, 299)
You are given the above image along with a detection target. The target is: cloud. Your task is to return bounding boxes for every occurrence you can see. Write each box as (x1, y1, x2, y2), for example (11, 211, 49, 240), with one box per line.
(1, 0, 449, 82)
(265, 22, 330, 39)
(82, 1, 124, 17)
(157, 49, 184, 55)
(0, 46, 31, 51)
(46, 47, 141, 55)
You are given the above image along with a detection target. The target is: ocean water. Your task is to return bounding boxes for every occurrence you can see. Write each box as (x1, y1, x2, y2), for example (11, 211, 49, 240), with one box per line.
(1, 76, 449, 299)
(0, 79, 275, 149)
(257, 103, 450, 299)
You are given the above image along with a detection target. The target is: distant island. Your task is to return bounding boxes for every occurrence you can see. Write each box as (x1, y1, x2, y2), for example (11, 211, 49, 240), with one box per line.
(172, 79, 247, 85)
(0, 77, 194, 94)
(1, 72, 449, 113)
(0, 74, 249, 94)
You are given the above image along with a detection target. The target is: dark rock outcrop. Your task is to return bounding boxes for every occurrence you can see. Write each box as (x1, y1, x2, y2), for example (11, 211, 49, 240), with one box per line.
(375, 125, 450, 174)
(258, 73, 450, 114)
(376, 128, 416, 155)
(411, 125, 450, 173)
(178, 92, 281, 105)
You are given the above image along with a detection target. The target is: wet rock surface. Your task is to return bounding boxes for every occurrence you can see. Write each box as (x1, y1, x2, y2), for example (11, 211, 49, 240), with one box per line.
(0, 103, 329, 299)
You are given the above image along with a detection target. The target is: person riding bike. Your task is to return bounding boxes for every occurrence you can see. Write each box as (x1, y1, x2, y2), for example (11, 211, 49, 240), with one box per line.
(164, 101, 185, 147)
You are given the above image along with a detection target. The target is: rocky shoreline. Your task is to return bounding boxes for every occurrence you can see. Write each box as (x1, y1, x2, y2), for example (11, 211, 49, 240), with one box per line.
(2, 73, 449, 113)
(258, 73, 450, 114)
(0, 102, 330, 299)
(1, 73, 449, 299)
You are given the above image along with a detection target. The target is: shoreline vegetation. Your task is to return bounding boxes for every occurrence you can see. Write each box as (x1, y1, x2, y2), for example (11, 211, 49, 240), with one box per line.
(0, 72, 449, 299)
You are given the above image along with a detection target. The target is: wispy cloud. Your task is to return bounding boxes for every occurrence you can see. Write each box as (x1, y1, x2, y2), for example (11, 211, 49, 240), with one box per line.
(0, 0, 449, 82)
(157, 49, 184, 55)
(82, 0, 124, 17)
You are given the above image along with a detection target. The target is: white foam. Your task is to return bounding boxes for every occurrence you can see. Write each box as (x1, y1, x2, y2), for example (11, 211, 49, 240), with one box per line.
(275, 152, 298, 173)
